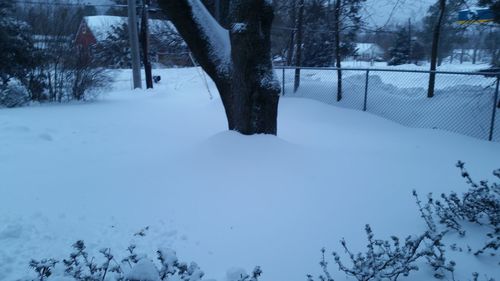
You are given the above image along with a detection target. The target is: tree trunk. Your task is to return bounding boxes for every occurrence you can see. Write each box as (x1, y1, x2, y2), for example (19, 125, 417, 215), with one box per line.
(334, 0, 342, 101)
(228, 0, 280, 134)
(408, 18, 413, 64)
(158, 0, 280, 135)
(293, 0, 304, 92)
(427, 0, 446, 98)
(472, 30, 480, 64)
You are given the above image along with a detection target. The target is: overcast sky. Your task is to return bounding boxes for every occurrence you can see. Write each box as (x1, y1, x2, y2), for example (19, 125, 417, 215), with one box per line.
(363, 0, 436, 27)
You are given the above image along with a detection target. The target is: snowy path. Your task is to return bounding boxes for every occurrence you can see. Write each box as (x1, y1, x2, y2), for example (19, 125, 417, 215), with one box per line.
(0, 68, 499, 281)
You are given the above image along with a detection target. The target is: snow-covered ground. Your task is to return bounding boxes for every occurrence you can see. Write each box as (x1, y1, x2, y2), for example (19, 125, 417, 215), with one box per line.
(0, 68, 499, 281)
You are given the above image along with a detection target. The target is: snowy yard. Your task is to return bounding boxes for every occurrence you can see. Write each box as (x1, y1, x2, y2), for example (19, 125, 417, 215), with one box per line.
(0, 68, 499, 281)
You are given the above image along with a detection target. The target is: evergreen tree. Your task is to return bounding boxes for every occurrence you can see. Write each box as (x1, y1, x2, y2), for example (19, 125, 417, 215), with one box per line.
(387, 26, 425, 66)
(409, 40, 426, 64)
(387, 27, 410, 66)
(94, 23, 132, 68)
(0, 0, 34, 84)
(302, 0, 335, 67)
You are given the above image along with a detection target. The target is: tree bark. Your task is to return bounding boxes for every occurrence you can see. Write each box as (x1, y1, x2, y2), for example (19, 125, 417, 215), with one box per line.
(158, 0, 280, 135)
(427, 0, 446, 98)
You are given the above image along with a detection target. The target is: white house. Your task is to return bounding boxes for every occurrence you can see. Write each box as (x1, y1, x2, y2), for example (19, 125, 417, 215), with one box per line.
(355, 43, 384, 61)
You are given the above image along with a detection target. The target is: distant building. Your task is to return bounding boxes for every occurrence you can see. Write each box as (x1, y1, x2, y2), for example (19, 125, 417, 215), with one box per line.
(75, 16, 189, 67)
(354, 43, 384, 61)
(75, 16, 121, 49)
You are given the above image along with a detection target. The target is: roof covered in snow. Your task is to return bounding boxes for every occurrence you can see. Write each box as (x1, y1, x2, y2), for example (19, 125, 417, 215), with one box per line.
(82, 15, 178, 42)
(355, 43, 384, 55)
(84, 16, 125, 41)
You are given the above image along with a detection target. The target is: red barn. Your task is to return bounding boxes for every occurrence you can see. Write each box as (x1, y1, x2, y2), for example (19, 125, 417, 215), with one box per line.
(75, 16, 126, 49)
(74, 16, 190, 66)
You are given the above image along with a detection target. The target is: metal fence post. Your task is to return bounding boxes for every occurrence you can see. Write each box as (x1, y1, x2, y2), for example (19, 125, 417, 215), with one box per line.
(282, 67, 286, 96)
(488, 76, 500, 141)
(363, 70, 370, 111)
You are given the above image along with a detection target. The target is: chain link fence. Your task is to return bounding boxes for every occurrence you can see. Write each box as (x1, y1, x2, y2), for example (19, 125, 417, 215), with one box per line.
(277, 66, 500, 142)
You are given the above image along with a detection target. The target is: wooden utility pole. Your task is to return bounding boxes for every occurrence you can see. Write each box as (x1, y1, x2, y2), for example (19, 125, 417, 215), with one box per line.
(334, 0, 342, 101)
(294, 0, 304, 92)
(128, 0, 142, 89)
(141, 0, 153, 89)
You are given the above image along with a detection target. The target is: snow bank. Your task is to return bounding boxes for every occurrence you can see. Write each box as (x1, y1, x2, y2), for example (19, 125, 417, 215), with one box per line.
(282, 69, 499, 141)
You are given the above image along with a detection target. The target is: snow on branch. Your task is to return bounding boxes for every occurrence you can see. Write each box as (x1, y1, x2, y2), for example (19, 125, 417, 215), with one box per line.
(187, 0, 231, 75)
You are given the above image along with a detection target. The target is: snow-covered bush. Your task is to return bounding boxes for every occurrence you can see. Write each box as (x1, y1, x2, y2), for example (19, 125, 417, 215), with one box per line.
(438, 162, 499, 236)
(309, 225, 454, 281)
(29, 240, 260, 281)
(310, 163, 498, 281)
(29, 259, 58, 281)
(61, 240, 120, 281)
(156, 248, 204, 281)
(414, 161, 499, 256)
(0, 79, 30, 108)
(68, 53, 112, 101)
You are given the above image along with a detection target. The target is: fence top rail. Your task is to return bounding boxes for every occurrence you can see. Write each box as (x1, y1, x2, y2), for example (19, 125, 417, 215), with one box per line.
(274, 66, 500, 77)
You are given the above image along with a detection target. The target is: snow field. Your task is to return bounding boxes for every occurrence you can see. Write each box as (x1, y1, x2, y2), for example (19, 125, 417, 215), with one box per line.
(0, 67, 499, 281)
